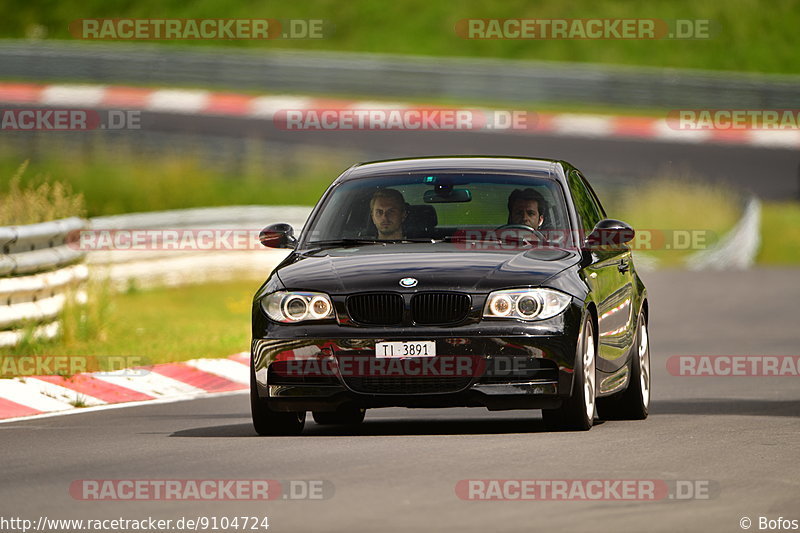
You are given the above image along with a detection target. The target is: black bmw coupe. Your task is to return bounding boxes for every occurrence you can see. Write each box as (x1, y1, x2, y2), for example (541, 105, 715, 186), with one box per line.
(251, 157, 650, 434)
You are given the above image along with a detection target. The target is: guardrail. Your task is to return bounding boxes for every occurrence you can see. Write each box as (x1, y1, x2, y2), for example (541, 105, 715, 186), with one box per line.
(0, 217, 88, 347)
(0, 208, 309, 347)
(686, 197, 761, 270)
(1, 41, 799, 109)
(87, 206, 311, 290)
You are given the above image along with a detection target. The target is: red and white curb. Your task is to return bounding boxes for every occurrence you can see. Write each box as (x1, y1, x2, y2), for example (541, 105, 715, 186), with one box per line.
(1, 82, 798, 148)
(0, 352, 250, 422)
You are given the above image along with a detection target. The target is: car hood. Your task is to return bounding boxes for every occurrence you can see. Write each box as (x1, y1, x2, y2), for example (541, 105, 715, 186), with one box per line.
(274, 243, 580, 293)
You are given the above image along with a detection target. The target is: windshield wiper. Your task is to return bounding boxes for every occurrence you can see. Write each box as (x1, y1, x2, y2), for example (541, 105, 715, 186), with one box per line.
(442, 234, 557, 247)
(308, 239, 386, 248)
(308, 238, 443, 248)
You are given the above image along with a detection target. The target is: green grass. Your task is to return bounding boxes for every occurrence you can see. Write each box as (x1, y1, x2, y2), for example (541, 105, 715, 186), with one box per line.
(2, 0, 798, 74)
(0, 280, 258, 366)
(0, 148, 340, 218)
(605, 183, 800, 266)
(0, 161, 86, 225)
(758, 202, 800, 264)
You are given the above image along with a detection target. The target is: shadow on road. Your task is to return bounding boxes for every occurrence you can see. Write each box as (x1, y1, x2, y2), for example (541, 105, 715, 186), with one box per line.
(169, 415, 577, 438)
(170, 423, 259, 438)
(168, 397, 800, 438)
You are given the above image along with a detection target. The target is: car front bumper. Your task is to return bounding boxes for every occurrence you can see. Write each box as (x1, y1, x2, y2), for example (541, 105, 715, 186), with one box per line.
(251, 305, 584, 412)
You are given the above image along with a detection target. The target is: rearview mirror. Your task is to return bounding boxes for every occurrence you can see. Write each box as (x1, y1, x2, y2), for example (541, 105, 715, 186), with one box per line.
(584, 219, 635, 248)
(423, 187, 471, 203)
(259, 223, 297, 249)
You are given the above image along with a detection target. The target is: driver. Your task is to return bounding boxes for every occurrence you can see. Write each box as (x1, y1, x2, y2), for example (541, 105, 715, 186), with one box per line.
(507, 188, 546, 230)
(370, 188, 408, 239)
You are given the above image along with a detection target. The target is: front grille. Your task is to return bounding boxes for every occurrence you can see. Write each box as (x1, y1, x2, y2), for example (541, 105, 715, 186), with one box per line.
(411, 293, 470, 325)
(343, 376, 473, 395)
(346, 293, 403, 325)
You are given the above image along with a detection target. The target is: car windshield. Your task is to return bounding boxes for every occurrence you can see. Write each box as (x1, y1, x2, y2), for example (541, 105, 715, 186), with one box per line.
(301, 172, 575, 249)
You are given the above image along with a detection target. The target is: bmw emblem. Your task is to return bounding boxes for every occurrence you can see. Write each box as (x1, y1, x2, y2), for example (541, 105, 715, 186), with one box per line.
(399, 277, 418, 288)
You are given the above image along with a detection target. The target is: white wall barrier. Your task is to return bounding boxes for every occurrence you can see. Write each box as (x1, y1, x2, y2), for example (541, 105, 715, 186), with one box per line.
(86, 206, 311, 290)
(0, 207, 312, 347)
(0, 217, 88, 347)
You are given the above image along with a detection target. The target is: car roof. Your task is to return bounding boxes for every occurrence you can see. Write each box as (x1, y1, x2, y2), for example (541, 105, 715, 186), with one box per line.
(339, 156, 567, 184)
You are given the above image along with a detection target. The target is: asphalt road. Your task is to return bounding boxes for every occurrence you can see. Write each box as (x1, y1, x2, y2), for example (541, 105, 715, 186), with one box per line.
(1, 268, 798, 533)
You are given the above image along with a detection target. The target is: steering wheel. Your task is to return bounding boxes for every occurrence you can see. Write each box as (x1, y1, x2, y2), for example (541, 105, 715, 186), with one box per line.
(495, 224, 546, 243)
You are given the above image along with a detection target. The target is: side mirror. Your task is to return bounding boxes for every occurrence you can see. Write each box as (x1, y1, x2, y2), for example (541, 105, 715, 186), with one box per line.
(259, 223, 297, 249)
(584, 219, 635, 248)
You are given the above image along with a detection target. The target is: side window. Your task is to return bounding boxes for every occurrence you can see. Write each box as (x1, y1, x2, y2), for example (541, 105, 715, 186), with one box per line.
(579, 174, 607, 220)
(567, 170, 603, 232)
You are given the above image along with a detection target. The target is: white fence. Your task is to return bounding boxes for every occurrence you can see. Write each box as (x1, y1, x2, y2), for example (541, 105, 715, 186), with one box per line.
(0, 217, 88, 347)
(686, 197, 762, 270)
(87, 206, 310, 290)
(0, 207, 311, 347)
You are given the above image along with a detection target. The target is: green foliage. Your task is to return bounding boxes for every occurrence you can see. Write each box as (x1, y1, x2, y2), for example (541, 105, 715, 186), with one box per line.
(758, 202, 800, 264)
(0, 161, 86, 224)
(59, 279, 113, 347)
(604, 175, 740, 267)
(0, 149, 340, 217)
(0, 280, 257, 366)
(2, 0, 798, 73)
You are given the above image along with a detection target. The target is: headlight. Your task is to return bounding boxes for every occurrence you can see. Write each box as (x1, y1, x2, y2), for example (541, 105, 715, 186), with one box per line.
(489, 294, 513, 317)
(261, 291, 335, 323)
(483, 288, 571, 321)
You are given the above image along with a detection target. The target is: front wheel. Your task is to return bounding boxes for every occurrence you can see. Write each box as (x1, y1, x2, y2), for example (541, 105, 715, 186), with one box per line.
(542, 314, 596, 431)
(597, 311, 650, 420)
(250, 362, 306, 436)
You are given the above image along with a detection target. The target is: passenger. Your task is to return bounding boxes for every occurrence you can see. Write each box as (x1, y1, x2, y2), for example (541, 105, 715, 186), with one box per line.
(370, 188, 408, 240)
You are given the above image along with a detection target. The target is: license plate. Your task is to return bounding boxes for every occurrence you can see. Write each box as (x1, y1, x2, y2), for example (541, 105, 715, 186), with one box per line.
(375, 341, 436, 358)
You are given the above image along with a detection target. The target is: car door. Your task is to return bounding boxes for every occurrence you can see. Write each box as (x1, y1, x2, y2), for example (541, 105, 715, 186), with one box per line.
(568, 170, 636, 375)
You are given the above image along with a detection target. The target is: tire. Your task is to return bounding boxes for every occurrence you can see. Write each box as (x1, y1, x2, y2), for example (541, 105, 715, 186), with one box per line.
(542, 314, 596, 431)
(250, 361, 306, 436)
(312, 407, 366, 426)
(597, 311, 650, 420)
